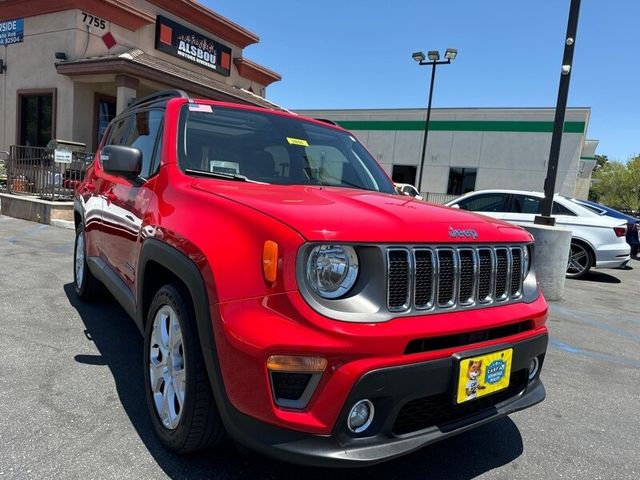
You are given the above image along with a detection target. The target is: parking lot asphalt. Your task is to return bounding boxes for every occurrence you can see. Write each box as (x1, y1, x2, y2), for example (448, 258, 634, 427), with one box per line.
(1, 214, 639, 480)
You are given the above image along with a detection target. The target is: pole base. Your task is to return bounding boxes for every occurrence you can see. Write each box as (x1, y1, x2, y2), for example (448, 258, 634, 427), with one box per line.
(534, 215, 556, 227)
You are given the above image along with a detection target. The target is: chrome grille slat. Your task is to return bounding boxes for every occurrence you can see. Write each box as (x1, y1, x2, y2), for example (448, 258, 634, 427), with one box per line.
(386, 245, 525, 313)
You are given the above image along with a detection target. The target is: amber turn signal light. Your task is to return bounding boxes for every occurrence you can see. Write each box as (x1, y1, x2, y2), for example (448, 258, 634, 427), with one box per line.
(262, 240, 278, 284)
(266, 355, 328, 373)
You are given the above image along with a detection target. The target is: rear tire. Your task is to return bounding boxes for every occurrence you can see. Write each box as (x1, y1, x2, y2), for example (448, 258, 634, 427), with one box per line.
(74, 225, 104, 300)
(144, 282, 226, 453)
(566, 241, 593, 279)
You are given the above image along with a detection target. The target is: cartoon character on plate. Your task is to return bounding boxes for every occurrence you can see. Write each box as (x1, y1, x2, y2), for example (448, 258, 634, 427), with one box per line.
(465, 360, 486, 400)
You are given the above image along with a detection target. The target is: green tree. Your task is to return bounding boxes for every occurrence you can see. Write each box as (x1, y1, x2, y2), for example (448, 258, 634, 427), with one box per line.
(591, 156, 640, 211)
(593, 154, 608, 172)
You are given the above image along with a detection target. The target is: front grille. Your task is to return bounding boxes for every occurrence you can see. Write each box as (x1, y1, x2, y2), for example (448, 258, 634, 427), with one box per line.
(392, 371, 529, 435)
(386, 245, 526, 313)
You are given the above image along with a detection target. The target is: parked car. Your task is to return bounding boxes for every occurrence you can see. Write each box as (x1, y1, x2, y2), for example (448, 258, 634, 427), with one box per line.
(569, 198, 639, 257)
(395, 182, 424, 200)
(74, 91, 549, 467)
(446, 189, 630, 279)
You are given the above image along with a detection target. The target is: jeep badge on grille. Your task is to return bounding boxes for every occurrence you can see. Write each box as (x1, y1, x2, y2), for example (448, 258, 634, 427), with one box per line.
(448, 227, 478, 239)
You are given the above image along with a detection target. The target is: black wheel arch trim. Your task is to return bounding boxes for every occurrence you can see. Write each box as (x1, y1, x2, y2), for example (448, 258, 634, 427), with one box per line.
(73, 198, 85, 226)
(136, 239, 257, 448)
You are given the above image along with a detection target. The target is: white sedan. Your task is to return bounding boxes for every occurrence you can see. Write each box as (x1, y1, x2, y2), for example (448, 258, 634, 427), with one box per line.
(446, 189, 630, 279)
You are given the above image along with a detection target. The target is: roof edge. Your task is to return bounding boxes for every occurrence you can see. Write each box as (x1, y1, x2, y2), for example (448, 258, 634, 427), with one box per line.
(234, 57, 281, 86)
(147, 0, 259, 48)
(0, 0, 154, 31)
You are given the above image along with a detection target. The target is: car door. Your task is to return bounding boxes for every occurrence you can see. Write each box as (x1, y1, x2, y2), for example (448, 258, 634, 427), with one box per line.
(99, 109, 163, 290)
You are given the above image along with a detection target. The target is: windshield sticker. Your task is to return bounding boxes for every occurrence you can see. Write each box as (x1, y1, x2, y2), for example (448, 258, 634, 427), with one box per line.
(286, 137, 310, 147)
(189, 104, 213, 112)
(210, 160, 239, 174)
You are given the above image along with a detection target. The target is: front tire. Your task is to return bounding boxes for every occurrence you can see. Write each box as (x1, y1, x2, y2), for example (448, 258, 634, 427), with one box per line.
(144, 283, 225, 453)
(74, 225, 103, 299)
(566, 241, 593, 279)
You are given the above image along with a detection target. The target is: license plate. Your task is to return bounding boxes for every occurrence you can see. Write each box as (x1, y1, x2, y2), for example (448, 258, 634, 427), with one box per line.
(455, 348, 513, 404)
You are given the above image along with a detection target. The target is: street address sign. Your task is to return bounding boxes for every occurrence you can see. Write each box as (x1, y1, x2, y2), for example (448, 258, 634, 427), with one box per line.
(0, 18, 24, 46)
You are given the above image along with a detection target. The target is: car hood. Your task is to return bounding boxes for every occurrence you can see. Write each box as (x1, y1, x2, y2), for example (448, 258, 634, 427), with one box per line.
(191, 181, 532, 243)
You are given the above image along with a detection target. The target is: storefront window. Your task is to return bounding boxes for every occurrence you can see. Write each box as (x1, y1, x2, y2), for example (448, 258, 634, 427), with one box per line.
(19, 92, 54, 147)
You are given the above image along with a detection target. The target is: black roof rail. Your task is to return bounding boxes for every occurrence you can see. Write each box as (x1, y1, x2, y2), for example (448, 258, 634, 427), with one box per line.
(126, 90, 191, 110)
(314, 118, 339, 126)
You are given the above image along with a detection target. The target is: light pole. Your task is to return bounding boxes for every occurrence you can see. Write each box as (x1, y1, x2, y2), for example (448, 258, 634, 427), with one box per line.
(412, 48, 457, 193)
(535, 0, 581, 226)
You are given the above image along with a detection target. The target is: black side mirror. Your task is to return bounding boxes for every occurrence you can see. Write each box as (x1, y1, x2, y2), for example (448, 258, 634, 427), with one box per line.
(101, 145, 142, 179)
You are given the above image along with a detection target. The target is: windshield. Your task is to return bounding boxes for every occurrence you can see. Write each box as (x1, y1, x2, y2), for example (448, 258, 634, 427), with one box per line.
(177, 105, 396, 193)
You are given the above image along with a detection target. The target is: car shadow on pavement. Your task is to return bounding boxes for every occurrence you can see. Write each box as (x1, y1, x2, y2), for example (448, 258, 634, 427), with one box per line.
(65, 283, 524, 480)
(570, 271, 622, 284)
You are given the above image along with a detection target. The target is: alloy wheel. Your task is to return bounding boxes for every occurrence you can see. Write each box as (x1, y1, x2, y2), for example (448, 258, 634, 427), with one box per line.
(75, 231, 85, 288)
(149, 305, 186, 430)
(567, 243, 589, 277)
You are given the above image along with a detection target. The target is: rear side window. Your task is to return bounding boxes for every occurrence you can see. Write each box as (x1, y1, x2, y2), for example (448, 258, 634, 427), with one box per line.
(457, 193, 508, 212)
(552, 202, 576, 216)
(511, 195, 576, 216)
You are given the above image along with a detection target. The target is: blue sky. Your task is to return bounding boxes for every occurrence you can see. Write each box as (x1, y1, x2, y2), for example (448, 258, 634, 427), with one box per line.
(204, 0, 638, 162)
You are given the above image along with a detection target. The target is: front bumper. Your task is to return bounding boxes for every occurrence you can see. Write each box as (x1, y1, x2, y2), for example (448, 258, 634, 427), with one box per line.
(214, 327, 548, 467)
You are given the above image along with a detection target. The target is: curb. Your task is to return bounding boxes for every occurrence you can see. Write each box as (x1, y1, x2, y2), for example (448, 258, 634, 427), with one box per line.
(51, 219, 75, 230)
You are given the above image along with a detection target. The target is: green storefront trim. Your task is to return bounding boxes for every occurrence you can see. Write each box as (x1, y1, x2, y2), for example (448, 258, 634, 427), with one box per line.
(336, 120, 586, 134)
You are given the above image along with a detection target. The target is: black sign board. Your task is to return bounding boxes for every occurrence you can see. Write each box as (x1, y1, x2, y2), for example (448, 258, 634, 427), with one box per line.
(155, 15, 231, 77)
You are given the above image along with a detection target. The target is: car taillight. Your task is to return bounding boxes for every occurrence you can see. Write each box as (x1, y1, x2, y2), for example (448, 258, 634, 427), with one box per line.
(614, 226, 626, 237)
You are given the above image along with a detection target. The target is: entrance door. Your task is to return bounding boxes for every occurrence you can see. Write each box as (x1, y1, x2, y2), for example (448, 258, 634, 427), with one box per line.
(18, 90, 55, 147)
(95, 94, 117, 148)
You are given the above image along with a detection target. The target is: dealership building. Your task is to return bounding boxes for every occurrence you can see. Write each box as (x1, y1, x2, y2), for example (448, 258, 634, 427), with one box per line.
(0, 0, 281, 153)
(297, 108, 598, 200)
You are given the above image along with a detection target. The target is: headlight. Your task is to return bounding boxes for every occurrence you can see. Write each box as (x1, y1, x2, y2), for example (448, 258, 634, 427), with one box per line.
(306, 245, 359, 299)
(523, 244, 531, 281)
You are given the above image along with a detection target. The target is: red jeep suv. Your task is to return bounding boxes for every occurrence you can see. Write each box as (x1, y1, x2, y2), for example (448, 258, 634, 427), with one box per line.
(74, 90, 548, 466)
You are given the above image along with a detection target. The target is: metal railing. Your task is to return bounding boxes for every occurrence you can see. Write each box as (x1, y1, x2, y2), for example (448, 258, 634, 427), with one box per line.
(0, 151, 7, 192)
(6, 145, 93, 201)
(423, 192, 460, 205)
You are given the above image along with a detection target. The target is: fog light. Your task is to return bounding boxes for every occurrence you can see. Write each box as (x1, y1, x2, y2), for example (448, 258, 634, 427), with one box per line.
(528, 357, 540, 381)
(347, 399, 374, 433)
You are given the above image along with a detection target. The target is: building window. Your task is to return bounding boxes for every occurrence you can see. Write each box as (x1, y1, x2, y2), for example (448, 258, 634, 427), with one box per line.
(95, 95, 117, 148)
(18, 90, 56, 147)
(447, 167, 477, 195)
(392, 165, 417, 185)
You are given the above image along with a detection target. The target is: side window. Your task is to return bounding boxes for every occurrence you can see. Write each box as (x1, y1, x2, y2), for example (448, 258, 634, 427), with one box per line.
(552, 201, 576, 216)
(512, 195, 543, 214)
(457, 193, 507, 212)
(149, 129, 163, 177)
(107, 116, 131, 145)
(125, 110, 163, 179)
